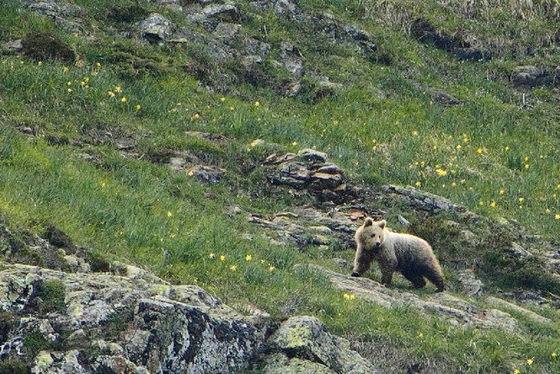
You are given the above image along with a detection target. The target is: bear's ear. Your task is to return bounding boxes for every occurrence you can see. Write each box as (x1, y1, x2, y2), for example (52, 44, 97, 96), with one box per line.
(378, 220, 386, 229)
(364, 218, 374, 227)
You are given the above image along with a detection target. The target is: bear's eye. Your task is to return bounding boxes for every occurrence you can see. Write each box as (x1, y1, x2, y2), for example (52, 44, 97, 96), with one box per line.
(370, 234, 376, 238)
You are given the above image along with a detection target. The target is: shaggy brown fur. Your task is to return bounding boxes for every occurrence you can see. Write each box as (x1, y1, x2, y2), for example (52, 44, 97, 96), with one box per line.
(351, 218, 445, 292)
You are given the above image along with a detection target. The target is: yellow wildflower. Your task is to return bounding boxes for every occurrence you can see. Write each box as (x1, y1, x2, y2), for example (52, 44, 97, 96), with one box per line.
(436, 169, 447, 176)
(121, 97, 127, 103)
(555, 214, 560, 220)
(254, 101, 260, 106)
(477, 148, 482, 154)
(108, 91, 115, 98)
(552, 352, 557, 358)
(167, 211, 172, 217)
(209, 253, 215, 258)
(96, 62, 101, 67)
(230, 265, 237, 271)
(269, 266, 275, 271)
(136, 104, 141, 110)
(490, 201, 496, 207)
(245, 254, 252, 261)
(499, 189, 504, 195)
(115, 86, 122, 93)
(456, 144, 462, 150)
(292, 141, 297, 146)
(220, 255, 225, 261)
(412, 130, 418, 136)
(527, 358, 533, 365)
(38, 61, 42, 66)
(415, 181, 421, 187)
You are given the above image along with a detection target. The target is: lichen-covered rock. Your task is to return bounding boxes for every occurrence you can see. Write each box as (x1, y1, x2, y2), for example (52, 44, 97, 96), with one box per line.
(382, 185, 471, 215)
(265, 149, 353, 203)
(138, 13, 174, 43)
(267, 316, 378, 374)
(0, 262, 374, 373)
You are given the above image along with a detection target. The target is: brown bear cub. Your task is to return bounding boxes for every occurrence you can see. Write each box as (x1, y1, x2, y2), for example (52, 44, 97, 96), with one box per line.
(351, 218, 445, 292)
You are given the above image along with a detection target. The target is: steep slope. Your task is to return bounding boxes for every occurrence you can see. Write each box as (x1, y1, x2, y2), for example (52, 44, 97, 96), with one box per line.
(2, 0, 560, 373)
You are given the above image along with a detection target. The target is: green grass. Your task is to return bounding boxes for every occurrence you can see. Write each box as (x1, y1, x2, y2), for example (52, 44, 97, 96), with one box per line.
(3, 0, 560, 372)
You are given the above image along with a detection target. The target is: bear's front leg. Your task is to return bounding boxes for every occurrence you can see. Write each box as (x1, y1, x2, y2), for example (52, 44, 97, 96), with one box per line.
(351, 244, 372, 277)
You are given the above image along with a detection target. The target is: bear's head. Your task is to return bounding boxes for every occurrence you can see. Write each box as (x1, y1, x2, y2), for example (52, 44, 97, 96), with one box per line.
(355, 218, 386, 250)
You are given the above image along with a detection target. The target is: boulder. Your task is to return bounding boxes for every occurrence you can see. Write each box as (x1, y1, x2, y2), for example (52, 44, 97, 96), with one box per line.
(266, 316, 378, 374)
(265, 149, 352, 203)
(138, 13, 174, 43)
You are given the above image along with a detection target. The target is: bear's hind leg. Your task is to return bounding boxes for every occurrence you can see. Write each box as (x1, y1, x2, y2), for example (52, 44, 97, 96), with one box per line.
(425, 268, 445, 292)
(402, 270, 427, 289)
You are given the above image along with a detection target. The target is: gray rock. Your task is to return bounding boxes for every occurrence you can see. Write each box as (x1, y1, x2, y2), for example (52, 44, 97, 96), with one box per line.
(506, 242, 532, 259)
(266, 150, 350, 202)
(383, 185, 472, 216)
(213, 22, 242, 40)
(298, 149, 328, 163)
(268, 316, 378, 374)
(5, 39, 23, 52)
(486, 296, 551, 324)
(456, 268, 484, 296)
(187, 165, 227, 183)
(431, 88, 459, 106)
(2, 263, 373, 374)
(202, 3, 240, 22)
(138, 13, 174, 43)
(512, 65, 540, 87)
(301, 264, 524, 331)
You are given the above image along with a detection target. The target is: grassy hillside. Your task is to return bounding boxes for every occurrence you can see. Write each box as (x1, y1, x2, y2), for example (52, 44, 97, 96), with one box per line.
(2, 0, 560, 372)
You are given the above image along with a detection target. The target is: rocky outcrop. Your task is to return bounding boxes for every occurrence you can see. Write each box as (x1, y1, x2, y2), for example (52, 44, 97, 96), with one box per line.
(410, 17, 491, 62)
(300, 264, 544, 332)
(265, 149, 354, 203)
(382, 185, 473, 216)
(0, 263, 376, 374)
(264, 316, 378, 374)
